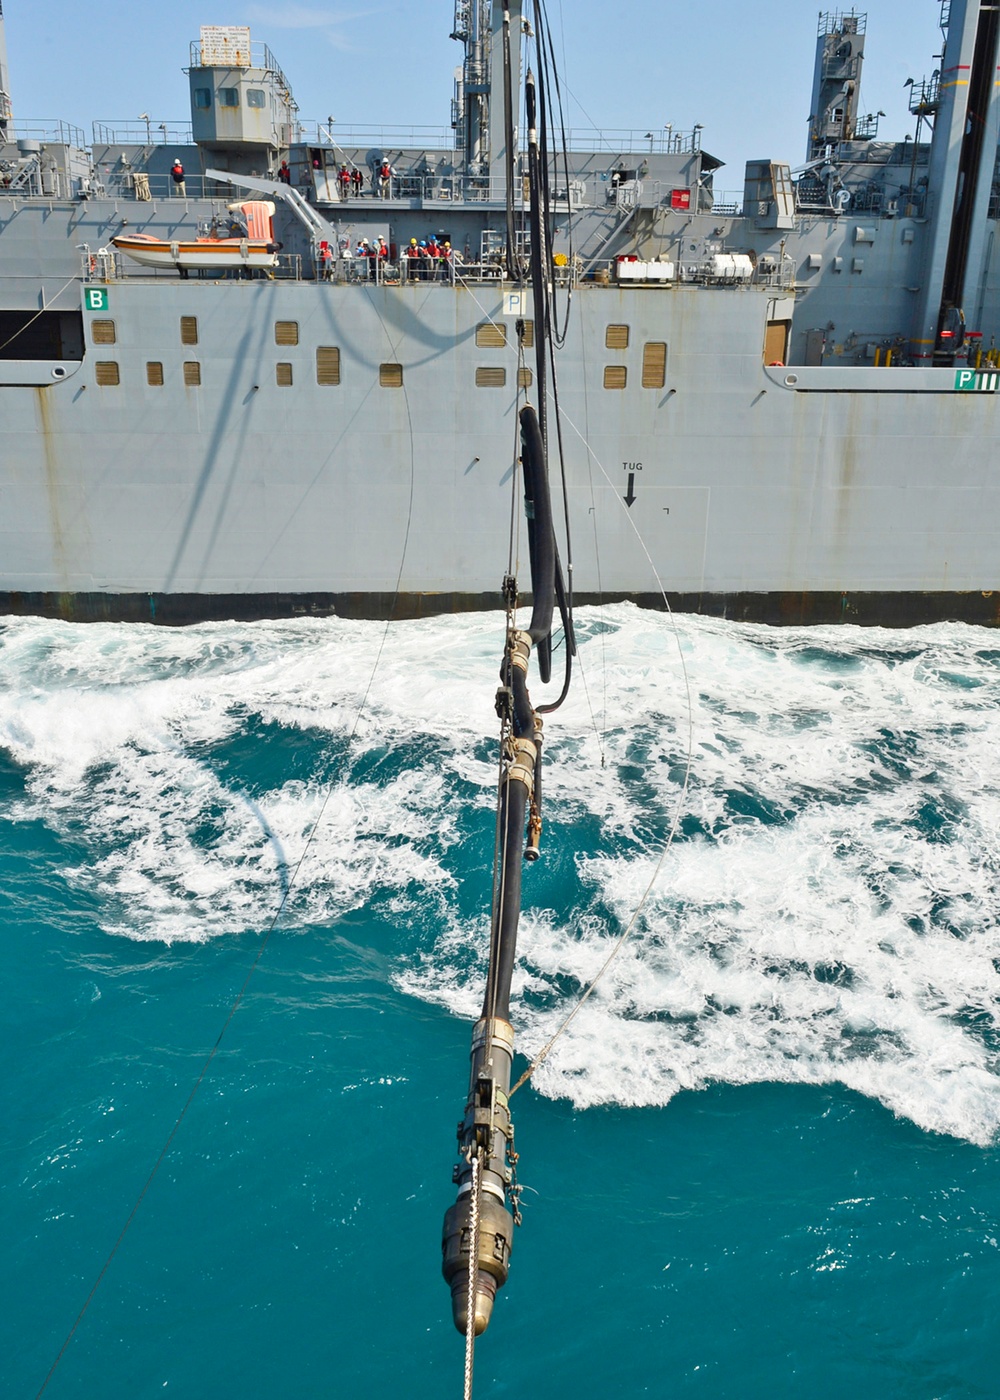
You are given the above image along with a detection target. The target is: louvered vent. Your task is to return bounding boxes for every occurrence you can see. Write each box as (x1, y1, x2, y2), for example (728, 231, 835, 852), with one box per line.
(180, 316, 198, 346)
(146, 361, 164, 386)
(380, 363, 403, 387)
(91, 320, 116, 345)
(476, 322, 506, 347)
(95, 361, 120, 385)
(605, 324, 630, 350)
(316, 347, 341, 385)
(276, 362, 293, 386)
(603, 365, 627, 389)
(183, 361, 201, 386)
(517, 367, 533, 388)
(275, 321, 299, 346)
(476, 367, 506, 387)
(642, 342, 667, 388)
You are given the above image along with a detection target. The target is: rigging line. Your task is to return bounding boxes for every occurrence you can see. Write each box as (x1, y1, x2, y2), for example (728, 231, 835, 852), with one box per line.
(0, 274, 83, 355)
(533, 0, 573, 347)
(463, 1149, 483, 1400)
(488, 349, 528, 1033)
(510, 407, 696, 1099)
(577, 315, 609, 762)
(35, 315, 419, 1400)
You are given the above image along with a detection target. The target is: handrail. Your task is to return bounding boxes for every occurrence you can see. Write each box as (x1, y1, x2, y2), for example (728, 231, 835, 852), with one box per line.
(301, 121, 705, 156)
(93, 121, 194, 146)
(5, 119, 86, 147)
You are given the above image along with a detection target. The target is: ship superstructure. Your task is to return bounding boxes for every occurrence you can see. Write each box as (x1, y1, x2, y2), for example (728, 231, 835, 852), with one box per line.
(2, 2, 1000, 624)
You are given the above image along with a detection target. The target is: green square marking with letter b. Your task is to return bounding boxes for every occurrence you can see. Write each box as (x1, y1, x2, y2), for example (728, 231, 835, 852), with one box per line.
(85, 288, 108, 311)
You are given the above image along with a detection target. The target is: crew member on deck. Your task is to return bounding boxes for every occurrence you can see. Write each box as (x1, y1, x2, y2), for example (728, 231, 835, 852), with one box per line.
(352, 166, 363, 197)
(378, 160, 393, 199)
(278, 160, 291, 184)
(171, 159, 186, 197)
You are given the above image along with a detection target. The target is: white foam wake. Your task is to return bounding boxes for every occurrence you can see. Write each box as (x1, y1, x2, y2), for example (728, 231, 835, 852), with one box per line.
(2, 608, 999, 1143)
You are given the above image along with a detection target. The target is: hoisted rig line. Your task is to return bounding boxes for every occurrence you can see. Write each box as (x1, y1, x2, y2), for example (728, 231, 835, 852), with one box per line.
(441, 4, 575, 1351)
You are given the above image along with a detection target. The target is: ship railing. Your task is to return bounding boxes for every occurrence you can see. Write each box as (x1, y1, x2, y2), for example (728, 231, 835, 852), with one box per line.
(78, 248, 303, 282)
(188, 39, 293, 89)
(92, 121, 195, 146)
(321, 256, 573, 288)
(4, 118, 87, 147)
(302, 122, 704, 157)
(92, 172, 221, 201)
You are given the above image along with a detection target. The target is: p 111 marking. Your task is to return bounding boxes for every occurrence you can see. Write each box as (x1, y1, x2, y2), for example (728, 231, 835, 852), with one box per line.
(955, 370, 999, 393)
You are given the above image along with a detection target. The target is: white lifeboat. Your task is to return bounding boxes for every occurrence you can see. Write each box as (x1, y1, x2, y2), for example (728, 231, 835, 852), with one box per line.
(112, 201, 280, 271)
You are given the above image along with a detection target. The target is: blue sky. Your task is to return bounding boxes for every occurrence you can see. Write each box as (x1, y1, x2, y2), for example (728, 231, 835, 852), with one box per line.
(6, 0, 944, 193)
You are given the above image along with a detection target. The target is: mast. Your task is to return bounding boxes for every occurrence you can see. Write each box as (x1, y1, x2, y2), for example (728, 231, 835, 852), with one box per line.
(808, 11, 868, 161)
(451, 0, 522, 188)
(912, 0, 1000, 364)
(0, 1, 13, 142)
(452, 0, 491, 176)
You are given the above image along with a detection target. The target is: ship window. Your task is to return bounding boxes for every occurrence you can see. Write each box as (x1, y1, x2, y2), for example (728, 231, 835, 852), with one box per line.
(517, 367, 533, 388)
(606, 324, 630, 350)
(90, 319, 116, 345)
(316, 347, 341, 385)
(476, 367, 506, 387)
(476, 322, 506, 348)
(641, 342, 667, 388)
(146, 361, 164, 386)
(247, 89, 266, 109)
(275, 320, 299, 346)
(517, 320, 534, 347)
(603, 365, 627, 389)
(95, 361, 120, 386)
(180, 316, 198, 346)
(193, 88, 212, 109)
(183, 361, 202, 387)
(276, 362, 293, 386)
(380, 363, 404, 387)
(218, 88, 240, 108)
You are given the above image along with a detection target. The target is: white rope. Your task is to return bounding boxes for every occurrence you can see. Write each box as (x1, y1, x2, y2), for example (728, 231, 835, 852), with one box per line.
(464, 1151, 483, 1400)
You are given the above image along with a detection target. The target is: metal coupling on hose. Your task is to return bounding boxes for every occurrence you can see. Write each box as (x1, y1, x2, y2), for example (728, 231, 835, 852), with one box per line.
(508, 629, 532, 674)
(505, 736, 537, 794)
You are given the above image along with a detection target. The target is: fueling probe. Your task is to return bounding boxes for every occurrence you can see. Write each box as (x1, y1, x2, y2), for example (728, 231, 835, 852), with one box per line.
(441, 2, 577, 1357)
(440, 403, 557, 1337)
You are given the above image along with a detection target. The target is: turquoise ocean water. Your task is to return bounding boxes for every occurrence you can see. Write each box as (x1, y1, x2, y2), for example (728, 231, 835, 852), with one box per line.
(3, 606, 999, 1398)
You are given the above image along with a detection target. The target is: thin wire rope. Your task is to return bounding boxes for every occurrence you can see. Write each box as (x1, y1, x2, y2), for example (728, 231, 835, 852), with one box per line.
(35, 313, 419, 1400)
(463, 1150, 483, 1400)
(510, 405, 696, 1098)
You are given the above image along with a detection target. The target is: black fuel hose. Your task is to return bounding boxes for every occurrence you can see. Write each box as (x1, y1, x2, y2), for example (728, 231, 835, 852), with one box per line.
(519, 405, 555, 677)
(482, 774, 529, 1023)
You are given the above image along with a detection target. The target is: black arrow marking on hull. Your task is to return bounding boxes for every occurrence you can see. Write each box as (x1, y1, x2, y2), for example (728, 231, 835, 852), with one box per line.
(624, 472, 636, 508)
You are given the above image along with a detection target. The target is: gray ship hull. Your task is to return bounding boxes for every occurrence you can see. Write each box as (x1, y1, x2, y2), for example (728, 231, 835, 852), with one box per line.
(2, 276, 999, 625)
